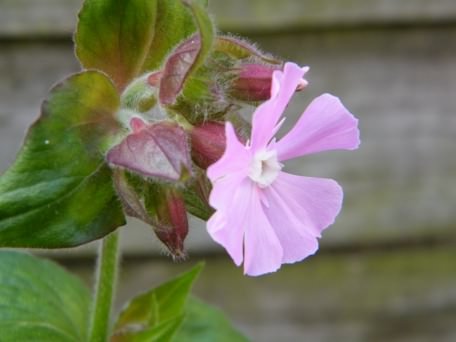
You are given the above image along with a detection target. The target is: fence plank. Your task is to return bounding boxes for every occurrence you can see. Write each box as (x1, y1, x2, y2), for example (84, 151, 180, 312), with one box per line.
(0, 0, 455, 38)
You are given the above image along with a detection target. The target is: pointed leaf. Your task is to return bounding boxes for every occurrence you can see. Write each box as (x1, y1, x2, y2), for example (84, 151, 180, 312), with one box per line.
(175, 297, 249, 342)
(76, 0, 202, 90)
(0, 71, 125, 248)
(159, 0, 214, 105)
(107, 122, 192, 182)
(113, 263, 204, 337)
(0, 251, 91, 341)
(111, 316, 184, 342)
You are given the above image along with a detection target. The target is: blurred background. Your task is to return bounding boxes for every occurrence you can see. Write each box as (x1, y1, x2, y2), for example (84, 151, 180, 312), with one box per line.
(1, 0, 456, 341)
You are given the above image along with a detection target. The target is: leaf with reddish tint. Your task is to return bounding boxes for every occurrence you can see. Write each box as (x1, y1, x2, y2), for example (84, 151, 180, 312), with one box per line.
(107, 122, 192, 182)
(159, 35, 201, 105)
(0, 71, 125, 248)
(159, 1, 214, 105)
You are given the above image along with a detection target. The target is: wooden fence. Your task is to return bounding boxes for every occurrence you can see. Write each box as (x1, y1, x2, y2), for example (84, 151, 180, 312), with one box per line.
(0, 1, 455, 341)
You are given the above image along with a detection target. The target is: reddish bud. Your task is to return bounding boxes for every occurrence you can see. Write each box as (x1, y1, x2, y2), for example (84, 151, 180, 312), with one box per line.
(129, 117, 147, 133)
(229, 63, 309, 102)
(190, 121, 226, 169)
(153, 188, 189, 259)
(230, 63, 281, 101)
(147, 71, 162, 87)
(113, 170, 189, 259)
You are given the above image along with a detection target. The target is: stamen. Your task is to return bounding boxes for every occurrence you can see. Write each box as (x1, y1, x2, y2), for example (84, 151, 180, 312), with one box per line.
(248, 149, 282, 187)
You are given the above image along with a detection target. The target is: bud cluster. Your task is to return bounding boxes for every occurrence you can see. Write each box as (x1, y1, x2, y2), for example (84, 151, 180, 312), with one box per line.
(105, 17, 306, 258)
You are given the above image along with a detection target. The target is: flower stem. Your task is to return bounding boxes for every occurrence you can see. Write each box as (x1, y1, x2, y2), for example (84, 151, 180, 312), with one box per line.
(89, 231, 120, 342)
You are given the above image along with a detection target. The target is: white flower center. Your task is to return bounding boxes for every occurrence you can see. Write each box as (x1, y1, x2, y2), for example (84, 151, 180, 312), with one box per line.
(248, 149, 282, 188)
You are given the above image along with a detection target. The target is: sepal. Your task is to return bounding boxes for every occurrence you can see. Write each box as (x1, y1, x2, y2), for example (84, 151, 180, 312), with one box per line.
(107, 119, 192, 182)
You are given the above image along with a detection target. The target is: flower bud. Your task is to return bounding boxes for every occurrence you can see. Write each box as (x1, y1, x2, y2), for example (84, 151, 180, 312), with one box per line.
(147, 71, 162, 87)
(152, 188, 189, 260)
(190, 121, 226, 169)
(229, 63, 309, 102)
(113, 170, 189, 259)
(230, 63, 281, 101)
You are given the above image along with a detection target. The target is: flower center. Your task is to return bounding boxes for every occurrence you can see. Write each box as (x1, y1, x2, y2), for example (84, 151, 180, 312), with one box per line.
(248, 149, 282, 188)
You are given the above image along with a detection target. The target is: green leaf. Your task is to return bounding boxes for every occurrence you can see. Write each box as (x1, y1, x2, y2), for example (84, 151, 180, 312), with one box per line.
(214, 36, 281, 64)
(175, 297, 249, 342)
(112, 316, 184, 342)
(112, 263, 204, 339)
(0, 251, 91, 341)
(184, 0, 214, 65)
(0, 71, 126, 248)
(76, 0, 202, 90)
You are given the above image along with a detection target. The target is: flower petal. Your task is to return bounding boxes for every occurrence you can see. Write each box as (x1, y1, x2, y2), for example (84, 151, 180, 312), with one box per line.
(243, 187, 283, 276)
(262, 172, 341, 264)
(263, 188, 318, 264)
(207, 122, 250, 182)
(209, 171, 246, 210)
(250, 62, 309, 150)
(276, 93, 360, 161)
(207, 211, 243, 266)
(273, 171, 343, 234)
(207, 179, 252, 266)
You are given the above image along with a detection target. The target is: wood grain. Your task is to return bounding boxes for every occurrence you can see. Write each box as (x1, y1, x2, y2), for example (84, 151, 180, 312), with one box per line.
(0, 0, 455, 38)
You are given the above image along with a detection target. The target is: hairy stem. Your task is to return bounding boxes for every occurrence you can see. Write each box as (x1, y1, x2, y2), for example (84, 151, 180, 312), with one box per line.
(89, 231, 120, 342)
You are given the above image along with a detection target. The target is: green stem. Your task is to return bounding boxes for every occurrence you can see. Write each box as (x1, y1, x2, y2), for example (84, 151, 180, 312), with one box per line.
(89, 231, 120, 342)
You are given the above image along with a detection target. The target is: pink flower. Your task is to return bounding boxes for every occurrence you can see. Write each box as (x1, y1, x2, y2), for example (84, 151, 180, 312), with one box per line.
(206, 62, 360, 276)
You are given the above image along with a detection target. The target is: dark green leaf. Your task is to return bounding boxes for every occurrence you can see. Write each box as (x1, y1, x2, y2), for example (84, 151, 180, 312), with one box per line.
(76, 0, 202, 90)
(113, 263, 204, 339)
(0, 251, 91, 341)
(175, 297, 249, 342)
(0, 71, 126, 248)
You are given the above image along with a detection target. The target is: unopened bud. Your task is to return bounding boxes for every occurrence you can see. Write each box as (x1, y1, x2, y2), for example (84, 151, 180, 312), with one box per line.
(190, 121, 226, 169)
(229, 63, 309, 102)
(147, 71, 162, 87)
(153, 188, 189, 259)
(113, 170, 189, 259)
(230, 63, 281, 101)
